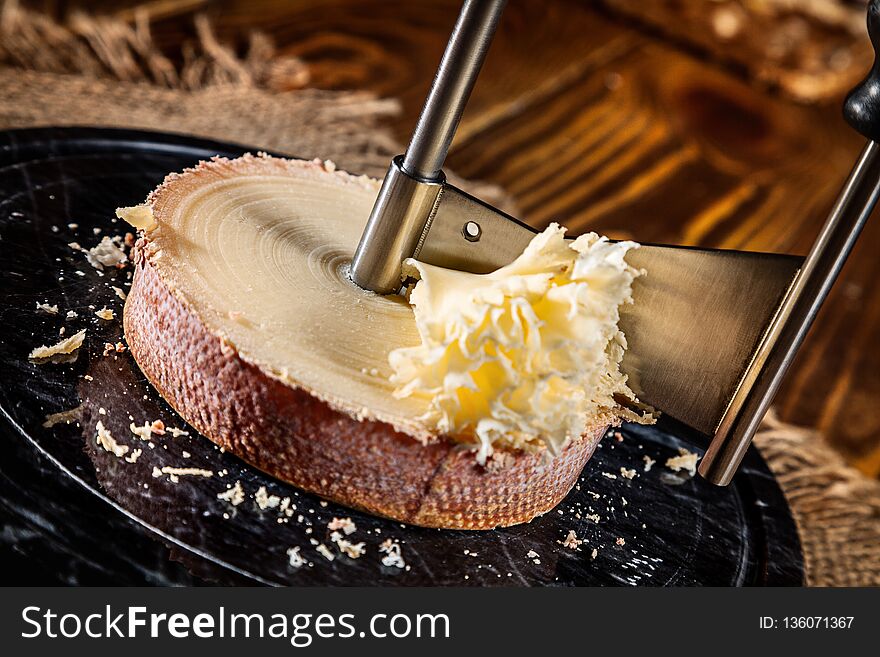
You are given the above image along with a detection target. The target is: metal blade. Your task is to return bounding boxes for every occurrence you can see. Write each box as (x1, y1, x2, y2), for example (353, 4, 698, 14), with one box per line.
(415, 184, 536, 273)
(620, 246, 802, 435)
(416, 192, 803, 436)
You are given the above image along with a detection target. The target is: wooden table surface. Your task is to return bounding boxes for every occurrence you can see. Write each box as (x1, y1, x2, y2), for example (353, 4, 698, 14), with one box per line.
(47, 0, 880, 478)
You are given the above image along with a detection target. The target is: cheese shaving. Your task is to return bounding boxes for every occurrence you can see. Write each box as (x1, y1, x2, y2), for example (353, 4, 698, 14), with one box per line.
(116, 204, 158, 231)
(389, 223, 651, 462)
(43, 405, 82, 428)
(29, 329, 86, 360)
(665, 449, 700, 477)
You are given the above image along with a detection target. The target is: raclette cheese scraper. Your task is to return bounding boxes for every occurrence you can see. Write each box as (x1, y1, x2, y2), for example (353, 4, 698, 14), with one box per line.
(350, 0, 880, 485)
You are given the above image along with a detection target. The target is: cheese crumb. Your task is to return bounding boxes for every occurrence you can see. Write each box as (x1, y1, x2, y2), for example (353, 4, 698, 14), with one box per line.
(130, 420, 164, 441)
(562, 530, 583, 550)
(379, 539, 405, 568)
(217, 480, 245, 506)
(81, 236, 128, 270)
(29, 329, 86, 359)
(666, 448, 700, 477)
(111, 286, 127, 300)
(333, 535, 366, 559)
(286, 546, 305, 568)
(616, 537, 626, 546)
(620, 467, 636, 480)
(643, 455, 656, 472)
(95, 421, 129, 457)
(526, 549, 541, 565)
(255, 485, 281, 510)
(95, 307, 115, 320)
(167, 426, 189, 437)
(36, 302, 58, 314)
(124, 448, 142, 464)
(131, 422, 153, 440)
(327, 517, 357, 535)
(316, 544, 335, 562)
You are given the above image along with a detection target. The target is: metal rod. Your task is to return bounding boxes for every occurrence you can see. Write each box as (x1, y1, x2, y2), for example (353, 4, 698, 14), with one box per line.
(352, 0, 506, 293)
(401, 0, 507, 180)
(701, 140, 880, 484)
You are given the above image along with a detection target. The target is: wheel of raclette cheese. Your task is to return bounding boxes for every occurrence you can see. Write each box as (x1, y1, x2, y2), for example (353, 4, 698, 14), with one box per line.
(122, 154, 606, 529)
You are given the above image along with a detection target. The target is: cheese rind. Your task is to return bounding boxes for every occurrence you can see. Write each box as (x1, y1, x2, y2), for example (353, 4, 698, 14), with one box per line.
(389, 223, 650, 462)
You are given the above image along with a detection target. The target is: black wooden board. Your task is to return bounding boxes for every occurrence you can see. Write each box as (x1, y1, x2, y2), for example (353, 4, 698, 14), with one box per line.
(0, 127, 803, 586)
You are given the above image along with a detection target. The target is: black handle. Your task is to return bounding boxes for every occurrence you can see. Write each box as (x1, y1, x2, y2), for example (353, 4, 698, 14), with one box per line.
(845, 0, 880, 141)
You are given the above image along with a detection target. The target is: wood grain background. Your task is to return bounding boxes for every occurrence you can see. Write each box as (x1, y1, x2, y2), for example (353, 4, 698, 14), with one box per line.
(30, 0, 880, 478)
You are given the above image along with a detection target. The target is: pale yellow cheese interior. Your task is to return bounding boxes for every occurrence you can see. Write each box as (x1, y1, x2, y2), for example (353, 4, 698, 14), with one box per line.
(133, 161, 434, 440)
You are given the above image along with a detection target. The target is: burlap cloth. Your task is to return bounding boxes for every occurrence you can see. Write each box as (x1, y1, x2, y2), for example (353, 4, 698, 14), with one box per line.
(1, 2, 877, 586)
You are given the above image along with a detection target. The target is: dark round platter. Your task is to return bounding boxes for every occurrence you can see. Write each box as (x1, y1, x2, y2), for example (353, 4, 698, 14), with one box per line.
(0, 127, 803, 586)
